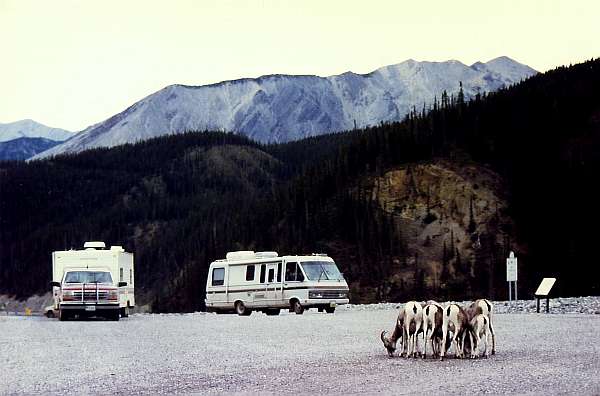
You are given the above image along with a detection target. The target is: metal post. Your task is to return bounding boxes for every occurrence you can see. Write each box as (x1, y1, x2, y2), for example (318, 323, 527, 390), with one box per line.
(546, 297, 550, 313)
(509, 281, 512, 302)
(515, 280, 518, 302)
(536, 297, 540, 313)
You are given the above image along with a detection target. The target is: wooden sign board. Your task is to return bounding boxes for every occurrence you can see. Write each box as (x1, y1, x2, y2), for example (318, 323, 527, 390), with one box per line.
(535, 277, 556, 296)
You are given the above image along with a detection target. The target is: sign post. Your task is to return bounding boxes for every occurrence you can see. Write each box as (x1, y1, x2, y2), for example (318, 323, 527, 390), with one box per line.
(534, 278, 556, 313)
(506, 251, 518, 303)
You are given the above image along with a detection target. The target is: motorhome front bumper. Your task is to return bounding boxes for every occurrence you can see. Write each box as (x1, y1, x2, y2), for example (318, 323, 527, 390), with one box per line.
(304, 298, 349, 306)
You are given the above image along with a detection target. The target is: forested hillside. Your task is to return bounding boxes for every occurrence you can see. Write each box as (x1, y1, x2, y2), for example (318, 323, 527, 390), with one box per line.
(1, 59, 598, 311)
(0, 137, 62, 160)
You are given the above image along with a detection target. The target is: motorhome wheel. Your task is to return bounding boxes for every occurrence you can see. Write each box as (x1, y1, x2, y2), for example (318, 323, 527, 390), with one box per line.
(292, 300, 304, 315)
(235, 301, 252, 316)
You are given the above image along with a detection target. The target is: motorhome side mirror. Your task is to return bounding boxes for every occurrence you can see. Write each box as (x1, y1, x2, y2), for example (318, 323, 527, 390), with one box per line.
(50, 281, 61, 288)
(118, 282, 128, 287)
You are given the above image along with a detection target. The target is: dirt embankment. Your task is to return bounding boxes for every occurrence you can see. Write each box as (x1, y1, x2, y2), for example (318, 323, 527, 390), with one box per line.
(350, 159, 523, 301)
(0, 293, 53, 315)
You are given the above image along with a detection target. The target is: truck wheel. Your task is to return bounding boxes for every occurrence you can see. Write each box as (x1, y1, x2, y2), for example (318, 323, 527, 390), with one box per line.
(58, 310, 69, 321)
(325, 307, 336, 314)
(265, 308, 280, 316)
(292, 300, 304, 315)
(46, 310, 55, 318)
(235, 301, 252, 316)
(120, 305, 129, 318)
(110, 310, 120, 321)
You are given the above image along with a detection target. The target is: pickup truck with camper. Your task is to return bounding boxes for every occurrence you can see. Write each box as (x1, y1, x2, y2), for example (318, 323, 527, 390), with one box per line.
(50, 241, 135, 321)
(205, 251, 349, 315)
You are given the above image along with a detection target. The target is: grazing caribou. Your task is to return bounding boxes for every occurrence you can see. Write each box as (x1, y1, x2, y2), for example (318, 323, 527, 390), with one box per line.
(422, 301, 444, 359)
(466, 299, 496, 355)
(402, 301, 423, 358)
(469, 313, 491, 358)
(440, 303, 471, 361)
(380, 301, 423, 358)
(380, 307, 405, 357)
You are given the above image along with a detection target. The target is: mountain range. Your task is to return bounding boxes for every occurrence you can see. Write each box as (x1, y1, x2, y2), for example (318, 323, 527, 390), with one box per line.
(32, 56, 537, 159)
(0, 120, 73, 161)
(0, 119, 72, 143)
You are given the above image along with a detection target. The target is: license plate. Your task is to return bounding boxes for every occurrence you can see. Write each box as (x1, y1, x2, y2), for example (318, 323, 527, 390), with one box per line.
(85, 306, 96, 312)
(329, 302, 337, 308)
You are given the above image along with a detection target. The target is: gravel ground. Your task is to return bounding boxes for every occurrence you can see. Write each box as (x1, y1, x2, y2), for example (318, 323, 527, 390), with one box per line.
(2, 299, 600, 395)
(344, 296, 600, 315)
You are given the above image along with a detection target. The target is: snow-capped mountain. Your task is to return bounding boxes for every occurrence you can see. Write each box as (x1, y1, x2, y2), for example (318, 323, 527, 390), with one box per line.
(34, 57, 537, 159)
(0, 119, 73, 143)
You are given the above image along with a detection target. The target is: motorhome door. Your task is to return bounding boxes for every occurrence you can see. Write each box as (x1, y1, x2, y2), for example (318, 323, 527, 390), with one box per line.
(264, 262, 282, 305)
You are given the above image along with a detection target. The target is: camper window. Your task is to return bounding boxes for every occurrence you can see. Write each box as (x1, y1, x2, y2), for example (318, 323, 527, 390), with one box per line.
(120, 268, 124, 282)
(212, 268, 225, 286)
(277, 262, 281, 282)
(260, 264, 266, 283)
(285, 262, 304, 282)
(245, 265, 255, 281)
(268, 268, 275, 283)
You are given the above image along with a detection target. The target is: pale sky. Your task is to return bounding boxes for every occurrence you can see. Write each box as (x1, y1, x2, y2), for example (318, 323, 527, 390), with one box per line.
(1, 0, 598, 131)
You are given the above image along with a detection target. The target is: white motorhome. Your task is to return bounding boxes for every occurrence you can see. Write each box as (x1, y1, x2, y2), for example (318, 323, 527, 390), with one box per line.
(50, 241, 135, 321)
(205, 251, 349, 315)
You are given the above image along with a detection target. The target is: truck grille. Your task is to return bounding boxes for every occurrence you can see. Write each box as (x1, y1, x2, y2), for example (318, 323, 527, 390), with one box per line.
(320, 290, 346, 299)
(74, 291, 109, 301)
(309, 290, 348, 299)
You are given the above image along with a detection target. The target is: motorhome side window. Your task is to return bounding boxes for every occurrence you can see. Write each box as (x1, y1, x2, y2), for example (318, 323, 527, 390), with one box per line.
(259, 264, 266, 283)
(268, 268, 274, 283)
(285, 262, 304, 282)
(120, 268, 123, 282)
(276, 262, 281, 282)
(212, 267, 225, 286)
(245, 265, 255, 281)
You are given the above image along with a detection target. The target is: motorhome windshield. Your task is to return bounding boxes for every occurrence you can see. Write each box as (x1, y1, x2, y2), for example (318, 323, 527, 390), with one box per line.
(300, 261, 344, 281)
(64, 271, 113, 284)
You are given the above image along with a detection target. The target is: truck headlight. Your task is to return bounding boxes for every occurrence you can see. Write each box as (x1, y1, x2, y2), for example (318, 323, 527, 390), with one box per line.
(62, 290, 74, 301)
(309, 291, 323, 299)
(107, 290, 119, 301)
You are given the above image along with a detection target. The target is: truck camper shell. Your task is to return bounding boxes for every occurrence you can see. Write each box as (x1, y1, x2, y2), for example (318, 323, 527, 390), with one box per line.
(51, 242, 135, 320)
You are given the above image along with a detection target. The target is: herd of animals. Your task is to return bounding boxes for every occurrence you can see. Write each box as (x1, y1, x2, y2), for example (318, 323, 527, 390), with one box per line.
(380, 299, 496, 360)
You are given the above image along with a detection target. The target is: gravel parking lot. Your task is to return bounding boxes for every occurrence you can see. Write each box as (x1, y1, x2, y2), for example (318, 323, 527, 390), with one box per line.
(2, 301, 599, 395)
